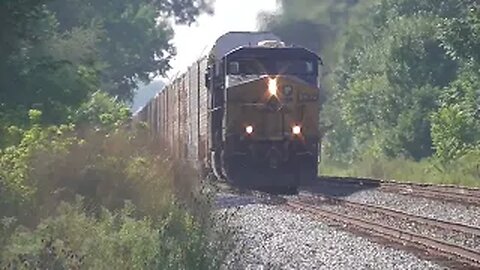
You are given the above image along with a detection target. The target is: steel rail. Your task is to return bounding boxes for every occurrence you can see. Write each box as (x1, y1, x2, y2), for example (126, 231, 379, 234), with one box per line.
(379, 184, 480, 207)
(300, 194, 480, 237)
(319, 176, 480, 193)
(287, 200, 480, 270)
(317, 176, 480, 206)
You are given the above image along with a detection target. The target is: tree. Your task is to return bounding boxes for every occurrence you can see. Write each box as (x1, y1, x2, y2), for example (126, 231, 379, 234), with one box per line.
(431, 70, 480, 163)
(339, 15, 457, 159)
(47, 0, 213, 101)
(431, 1, 480, 162)
(0, 0, 213, 142)
(0, 0, 98, 128)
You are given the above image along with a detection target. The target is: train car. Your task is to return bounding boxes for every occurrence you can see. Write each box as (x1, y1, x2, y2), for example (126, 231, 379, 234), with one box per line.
(134, 31, 323, 192)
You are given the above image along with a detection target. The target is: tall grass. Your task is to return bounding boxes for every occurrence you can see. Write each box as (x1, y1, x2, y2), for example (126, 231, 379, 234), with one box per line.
(321, 150, 480, 187)
(0, 124, 233, 269)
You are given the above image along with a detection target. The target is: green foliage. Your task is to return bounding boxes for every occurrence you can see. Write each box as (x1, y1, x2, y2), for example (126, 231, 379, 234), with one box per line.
(321, 150, 480, 187)
(431, 70, 480, 163)
(438, 1, 480, 65)
(1, 199, 229, 270)
(0, 121, 231, 268)
(0, 0, 213, 130)
(1, 120, 149, 221)
(0, 1, 227, 267)
(47, 0, 213, 100)
(0, 112, 76, 214)
(72, 92, 131, 131)
(0, 0, 99, 127)
(338, 14, 458, 159)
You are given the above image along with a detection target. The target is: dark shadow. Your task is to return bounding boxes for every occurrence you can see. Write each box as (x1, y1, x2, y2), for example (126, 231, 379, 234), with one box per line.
(213, 181, 290, 209)
(248, 185, 298, 196)
(214, 190, 287, 209)
(214, 193, 263, 209)
(300, 176, 381, 197)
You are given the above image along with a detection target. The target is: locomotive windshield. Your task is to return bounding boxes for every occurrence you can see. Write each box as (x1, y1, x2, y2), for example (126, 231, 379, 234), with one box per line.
(224, 47, 320, 86)
(228, 59, 316, 75)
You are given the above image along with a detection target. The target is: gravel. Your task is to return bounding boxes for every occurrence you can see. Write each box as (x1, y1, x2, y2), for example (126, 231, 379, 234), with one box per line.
(217, 195, 445, 270)
(342, 189, 480, 228)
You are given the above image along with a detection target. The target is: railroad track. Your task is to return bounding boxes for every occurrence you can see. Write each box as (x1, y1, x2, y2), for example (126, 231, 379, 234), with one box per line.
(317, 176, 480, 206)
(215, 178, 480, 268)
(379, 183, 480, 207)
(286, 194, 480, 269)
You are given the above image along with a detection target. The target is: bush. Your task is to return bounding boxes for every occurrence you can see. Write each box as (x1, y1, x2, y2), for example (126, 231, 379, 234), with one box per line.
(0, 111, 76, 218)
(431, 70, 480, 163)
(0, 110, 232, 269)
(71, 91, 132, 132)
(1, 198, 230, 270)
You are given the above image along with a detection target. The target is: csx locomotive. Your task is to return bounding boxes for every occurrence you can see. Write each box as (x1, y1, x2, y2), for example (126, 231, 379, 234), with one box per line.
(134, 32, 323, 192)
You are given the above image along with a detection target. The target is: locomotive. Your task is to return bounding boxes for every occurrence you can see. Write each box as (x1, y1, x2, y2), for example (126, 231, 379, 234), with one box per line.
(134, 32, 323, 192)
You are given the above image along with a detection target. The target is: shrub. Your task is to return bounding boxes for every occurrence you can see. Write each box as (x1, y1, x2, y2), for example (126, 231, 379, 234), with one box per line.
(71, 91, 131, 132)
(0, 198, 230, 270)
(431, 70, 480, 164)
(0, 111, 76, 218)
(0, 110, 233, 269)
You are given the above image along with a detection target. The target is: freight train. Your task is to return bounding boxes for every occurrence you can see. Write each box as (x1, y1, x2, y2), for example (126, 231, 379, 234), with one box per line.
(133, 32, 323, 192)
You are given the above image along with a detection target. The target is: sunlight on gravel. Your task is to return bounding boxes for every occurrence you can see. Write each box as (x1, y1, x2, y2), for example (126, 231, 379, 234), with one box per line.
(217, 198, 446, 270)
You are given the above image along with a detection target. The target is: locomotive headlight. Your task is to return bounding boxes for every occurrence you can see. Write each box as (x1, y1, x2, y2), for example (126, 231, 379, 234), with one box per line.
(292, 125, 302, 135)
(245, 125, 254, 135)
(268, 78, 278, 96)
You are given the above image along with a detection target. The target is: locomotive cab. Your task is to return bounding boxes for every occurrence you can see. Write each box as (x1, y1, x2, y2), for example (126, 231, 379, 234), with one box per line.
(209, 43, 322, 190)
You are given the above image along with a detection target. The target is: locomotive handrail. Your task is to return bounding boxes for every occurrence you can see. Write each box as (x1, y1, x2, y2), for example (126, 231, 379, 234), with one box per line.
(210, 106, 223, 112)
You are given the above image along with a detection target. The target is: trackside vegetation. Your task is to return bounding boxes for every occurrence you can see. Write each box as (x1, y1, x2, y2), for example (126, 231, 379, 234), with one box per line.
(260, 0, 480, 186)
(0, 97, 233, 269)
(0, 1, 233, 269)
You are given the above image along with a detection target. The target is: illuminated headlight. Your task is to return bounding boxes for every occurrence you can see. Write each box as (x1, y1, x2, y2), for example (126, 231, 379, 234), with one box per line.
(268, 78, 277, 96)
(292, 125, 301, 135)
(245, 125, 254, 135)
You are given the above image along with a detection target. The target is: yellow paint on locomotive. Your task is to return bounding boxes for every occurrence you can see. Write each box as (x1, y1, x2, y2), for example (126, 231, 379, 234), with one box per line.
(226, 75, 320, 141)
